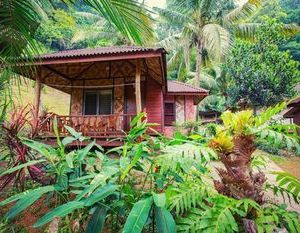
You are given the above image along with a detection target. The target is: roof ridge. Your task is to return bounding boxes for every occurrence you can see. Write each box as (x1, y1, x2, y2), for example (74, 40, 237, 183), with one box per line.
(39, 46, 162, 56)
(168, 80, 207, 92)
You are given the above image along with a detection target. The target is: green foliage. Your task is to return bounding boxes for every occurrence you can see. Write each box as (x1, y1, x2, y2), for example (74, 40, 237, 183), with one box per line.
(154, 206, 177, 233)
(225, 19, 300, 108)
(271, 172, 300, 204)
(0, 185, 57, 219)
(255, 205, 300, 233)
(156, 0, 260, 85)
(156, 143, 217, 174)
(167, 180, 212, 215)
(176, 195, 260, 233)
(85, 205, 107, 233)
(123, 196, 153, 233)
(34, 201, 86, 227)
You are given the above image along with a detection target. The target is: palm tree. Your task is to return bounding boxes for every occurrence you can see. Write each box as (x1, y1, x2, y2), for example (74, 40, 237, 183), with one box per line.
(155, 0, 261, 87)
(0, 0, 154, 110)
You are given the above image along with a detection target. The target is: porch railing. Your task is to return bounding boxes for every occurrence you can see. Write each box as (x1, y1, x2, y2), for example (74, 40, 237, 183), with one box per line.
(39, 114, 135, 137)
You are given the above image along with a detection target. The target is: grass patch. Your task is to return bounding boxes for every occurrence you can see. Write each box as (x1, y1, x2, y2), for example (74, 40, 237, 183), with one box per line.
(11, 81, 70, 115)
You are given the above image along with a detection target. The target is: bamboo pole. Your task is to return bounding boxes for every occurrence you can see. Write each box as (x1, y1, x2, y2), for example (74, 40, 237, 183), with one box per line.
(135, 59, 142, 114)
(34, 70, 42, 118)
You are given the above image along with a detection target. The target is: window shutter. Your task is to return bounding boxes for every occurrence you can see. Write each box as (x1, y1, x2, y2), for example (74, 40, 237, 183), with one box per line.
(84, 92, 98, 115)
(99, 90, 112, 115)
(164, 102, 175, 126)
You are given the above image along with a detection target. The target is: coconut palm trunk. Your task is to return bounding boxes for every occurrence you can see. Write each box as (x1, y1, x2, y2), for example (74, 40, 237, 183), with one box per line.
(194, 39, 203, 87)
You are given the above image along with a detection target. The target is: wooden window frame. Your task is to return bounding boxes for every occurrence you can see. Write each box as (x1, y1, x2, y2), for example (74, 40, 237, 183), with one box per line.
(83, 89, 113, 115)
(164, 102, 175, 126)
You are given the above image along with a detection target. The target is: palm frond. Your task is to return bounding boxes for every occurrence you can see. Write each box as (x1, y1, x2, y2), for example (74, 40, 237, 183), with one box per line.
(256, 205, 300, 233)
(154, 7, 190, 25)
(198, 95, 226, 112)
(157, 33, 181, 50)
(233, 22, 260, 40)
(283, 23, 300, 37)
(167, 49, 183, 70)
(0, 0, 50, 58)
(202, 24, 231, 62)
(83, 0, 154, 45)
(223, 0, 261, 26)
(255, 102, 287, 127)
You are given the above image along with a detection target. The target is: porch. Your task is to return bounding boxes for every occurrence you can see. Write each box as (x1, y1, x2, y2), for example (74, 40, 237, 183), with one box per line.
(39, 114, 135, 146)
(23, 47, 167, 146)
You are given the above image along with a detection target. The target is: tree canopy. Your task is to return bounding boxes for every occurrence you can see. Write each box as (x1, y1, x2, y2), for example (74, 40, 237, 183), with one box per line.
(225, 19, 300, 109)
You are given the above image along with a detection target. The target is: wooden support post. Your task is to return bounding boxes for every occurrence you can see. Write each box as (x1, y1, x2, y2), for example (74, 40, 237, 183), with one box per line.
(135, 59, 142, 115)
(34, 70, 42, 118)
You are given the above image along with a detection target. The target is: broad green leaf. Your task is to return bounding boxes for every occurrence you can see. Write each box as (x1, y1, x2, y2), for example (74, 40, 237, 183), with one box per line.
(86, 205, 107, 233)
(123, 196, 153, 233)
(130, 112, 145, 127)
(65, 151, 75, 168)
(153, 193, 166, 208)
(62, 136, 76, 146)
(0, 159, 45, 176)
(0, 186, 56, 207)
(121, 143, 143, 181)
(154, 206, 176, 233)
(5, 186, 56, 219)
(77, 141, 96, 161)
(84, 184, 118, 207)
(34, 201, 85, 228)
(22, 138, 55, 159)
(64, 125, 82, 138)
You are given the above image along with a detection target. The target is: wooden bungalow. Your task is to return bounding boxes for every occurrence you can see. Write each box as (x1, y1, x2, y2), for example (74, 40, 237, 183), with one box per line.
(21, 46, 208, 146)
(283, 96, 300, 136)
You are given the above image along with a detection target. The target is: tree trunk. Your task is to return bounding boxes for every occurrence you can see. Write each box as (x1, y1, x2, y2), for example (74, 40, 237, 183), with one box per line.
(194, 39, 203, 88)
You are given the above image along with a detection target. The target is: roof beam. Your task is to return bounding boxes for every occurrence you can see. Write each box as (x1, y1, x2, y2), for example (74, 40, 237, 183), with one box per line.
(72, 62, 96, 80)
(44, 65, 72, 82)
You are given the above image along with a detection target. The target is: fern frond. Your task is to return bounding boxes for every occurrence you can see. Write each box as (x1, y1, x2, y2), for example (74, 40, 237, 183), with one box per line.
(257, 129, 300, 154)
(176, 195, 260, 233)
(251, 154, 267, 169)
(272, 172, 300, 203)
(168, 181, 212, 215)
(156, 143, 217, 174)
(256, 205, 300, 233)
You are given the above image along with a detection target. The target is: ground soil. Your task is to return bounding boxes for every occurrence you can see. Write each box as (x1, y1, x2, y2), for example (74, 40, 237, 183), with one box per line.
(269, 155, 300, 179)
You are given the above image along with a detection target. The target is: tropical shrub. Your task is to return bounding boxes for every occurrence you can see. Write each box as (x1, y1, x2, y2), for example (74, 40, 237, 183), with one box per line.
(210, 102, 300, 203)
(1, 110, 300, 232)
(0, 105, 54, 191)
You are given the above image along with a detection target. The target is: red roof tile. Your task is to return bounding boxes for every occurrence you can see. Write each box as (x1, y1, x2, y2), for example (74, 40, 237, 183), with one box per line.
(37, 46, 165, 59)
(287, 96, 300, 107)
(167, 80, 208, 95)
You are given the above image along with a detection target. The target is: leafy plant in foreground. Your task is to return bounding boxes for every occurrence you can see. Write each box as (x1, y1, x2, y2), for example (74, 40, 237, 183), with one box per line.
(210, 102, 300, 203)
(0, 105, 53, 191)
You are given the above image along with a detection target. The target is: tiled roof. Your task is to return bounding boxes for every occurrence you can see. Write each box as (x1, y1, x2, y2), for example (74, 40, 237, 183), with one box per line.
(288, 96, 300, 107)
(37, 46, 165, 59)
(167, 80, 208, 94)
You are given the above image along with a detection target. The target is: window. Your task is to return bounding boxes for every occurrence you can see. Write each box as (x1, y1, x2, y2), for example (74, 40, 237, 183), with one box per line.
(164, 102, 175, 126)
(84, 90, 112, 115)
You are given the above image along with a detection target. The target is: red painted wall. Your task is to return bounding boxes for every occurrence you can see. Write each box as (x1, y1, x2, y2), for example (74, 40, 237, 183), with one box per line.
(145, 77, 164, 131)
(163, 94, 197, 137)
(185, 96, 196, 122)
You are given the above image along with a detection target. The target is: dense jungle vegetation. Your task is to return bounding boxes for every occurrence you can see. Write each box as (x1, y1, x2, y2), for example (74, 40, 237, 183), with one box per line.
(1, 0, 300, 232)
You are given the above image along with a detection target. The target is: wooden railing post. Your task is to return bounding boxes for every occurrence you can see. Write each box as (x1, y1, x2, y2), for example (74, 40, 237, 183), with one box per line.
(34, 70, 42, 119)
(135, 59, 142, 115)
